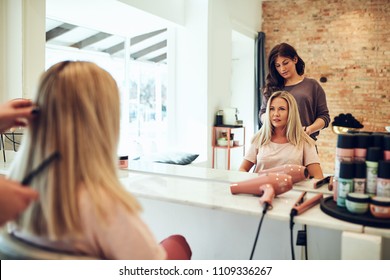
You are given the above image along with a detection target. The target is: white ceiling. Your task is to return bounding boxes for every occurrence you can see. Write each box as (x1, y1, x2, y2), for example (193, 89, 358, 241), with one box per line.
(46, 0, 170, 63)
(46, 0, 171, 37)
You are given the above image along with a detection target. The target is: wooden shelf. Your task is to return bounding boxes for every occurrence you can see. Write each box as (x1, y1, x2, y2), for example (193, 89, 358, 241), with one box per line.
(212, 126, 245, 170)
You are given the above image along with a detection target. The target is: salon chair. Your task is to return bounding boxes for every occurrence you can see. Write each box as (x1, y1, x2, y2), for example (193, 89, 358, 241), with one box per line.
(0, 228, 96, 260)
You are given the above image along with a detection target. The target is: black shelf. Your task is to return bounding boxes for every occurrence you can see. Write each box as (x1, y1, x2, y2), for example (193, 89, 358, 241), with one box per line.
(320, 196, 390, 229)
(214, 125, 243, 128)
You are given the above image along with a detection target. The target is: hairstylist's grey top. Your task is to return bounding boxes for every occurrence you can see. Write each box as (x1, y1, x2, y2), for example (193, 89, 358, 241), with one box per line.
(259, 77, 330, 140)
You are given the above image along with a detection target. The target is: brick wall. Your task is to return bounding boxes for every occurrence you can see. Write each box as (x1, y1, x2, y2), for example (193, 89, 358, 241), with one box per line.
(261, 0, 390, 174)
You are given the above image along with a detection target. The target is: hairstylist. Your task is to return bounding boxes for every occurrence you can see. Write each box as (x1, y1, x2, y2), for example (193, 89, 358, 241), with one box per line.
(259, 43, 330, 141)
(240, 91, 324, 179)
(0, 99, 38, 226)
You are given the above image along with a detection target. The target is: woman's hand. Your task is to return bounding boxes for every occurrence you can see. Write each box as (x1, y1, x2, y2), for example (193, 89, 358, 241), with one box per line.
(303, 126, 312, 135)
(0, 99, 38, 133)
(0, 177, 38, 226)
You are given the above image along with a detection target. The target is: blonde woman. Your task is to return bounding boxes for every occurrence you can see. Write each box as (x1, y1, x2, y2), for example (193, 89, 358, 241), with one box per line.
(240, 91, 323, 178)
(7, 61, 191, 260)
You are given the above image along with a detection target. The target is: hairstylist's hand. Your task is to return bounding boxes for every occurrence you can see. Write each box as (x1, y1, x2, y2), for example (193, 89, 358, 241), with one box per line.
(0, 99, 37, 133)
(303, 125, 312, 136)
(0, 176, 39, 226)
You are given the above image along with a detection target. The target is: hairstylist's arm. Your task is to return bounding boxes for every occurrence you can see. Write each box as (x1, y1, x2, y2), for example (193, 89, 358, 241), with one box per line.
(0, 99, 36, 133)
(239, 159, 254, 172)
(0, 177, 38, 226)
(306, 163, 324, 179)
(304, 118, 325, 136)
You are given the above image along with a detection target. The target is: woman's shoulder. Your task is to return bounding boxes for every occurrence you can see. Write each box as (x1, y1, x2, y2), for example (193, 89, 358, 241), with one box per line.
(302, 77, 321, 86)
(302, 135, 317, 148)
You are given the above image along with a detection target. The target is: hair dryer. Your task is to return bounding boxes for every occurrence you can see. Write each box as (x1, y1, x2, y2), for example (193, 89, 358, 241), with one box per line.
(230, 173, 293, 207)
(257, 164, 309, 183)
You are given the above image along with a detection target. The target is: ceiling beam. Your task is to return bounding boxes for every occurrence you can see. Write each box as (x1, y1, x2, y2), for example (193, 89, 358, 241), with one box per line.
(130, 28, 167, 46)
(71, 32, 113, 49)
(149, 53, 167, 63)
(103, 42, 125, 55)
(46, 23, 77, 41)
(131, 40, 167, 60)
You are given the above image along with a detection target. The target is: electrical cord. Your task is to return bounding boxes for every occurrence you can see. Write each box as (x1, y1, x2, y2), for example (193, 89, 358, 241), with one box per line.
(289, 211, 296, 260)
(249, 202, 269, 260)
(303, 225, 308, 260)
(289, 211, 308, 260)
(289, 191, 306, 260)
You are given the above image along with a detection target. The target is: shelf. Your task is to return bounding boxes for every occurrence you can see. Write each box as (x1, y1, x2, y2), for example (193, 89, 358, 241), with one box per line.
(320, 196, 390, 229)
(212, 126, 245, 170)
(214, 145, 244, 149)
(214, 125, 244, 128)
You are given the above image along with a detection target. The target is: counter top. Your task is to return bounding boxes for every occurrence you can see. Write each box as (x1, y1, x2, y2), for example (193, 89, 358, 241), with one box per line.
(120, 170, 362, 233)
(124, 160, 333, 195)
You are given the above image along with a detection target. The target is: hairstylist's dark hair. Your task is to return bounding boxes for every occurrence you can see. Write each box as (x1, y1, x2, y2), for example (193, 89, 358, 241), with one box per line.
(263, 43, 305, 99)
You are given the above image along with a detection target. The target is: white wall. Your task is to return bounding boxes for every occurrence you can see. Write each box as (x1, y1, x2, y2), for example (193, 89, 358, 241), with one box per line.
(207, 0, 261, 168)
(172, 0, 209, 159)
(0, 0, 45, 102)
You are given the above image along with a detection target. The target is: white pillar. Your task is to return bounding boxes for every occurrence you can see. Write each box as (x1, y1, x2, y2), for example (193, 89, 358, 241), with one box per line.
(0, 0, 45, 102)
(342, 231, 382, 260)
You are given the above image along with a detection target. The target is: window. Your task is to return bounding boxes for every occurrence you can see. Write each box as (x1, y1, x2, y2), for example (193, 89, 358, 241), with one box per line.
(45, 18, 169, 158)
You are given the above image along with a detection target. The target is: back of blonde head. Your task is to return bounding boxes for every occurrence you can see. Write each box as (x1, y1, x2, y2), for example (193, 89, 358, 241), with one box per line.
(252, 90, 315, 147)
(9, 61, 140, 239)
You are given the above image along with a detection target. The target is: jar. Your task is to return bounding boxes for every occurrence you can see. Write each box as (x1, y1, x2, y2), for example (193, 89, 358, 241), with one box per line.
(370, 196, 390, 219)
(345, 193, 370, 214)
(118, 155, 129, 168)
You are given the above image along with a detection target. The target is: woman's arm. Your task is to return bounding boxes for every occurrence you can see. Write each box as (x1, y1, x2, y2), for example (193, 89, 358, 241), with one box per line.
(304, 118, 325, 136)
(0, 177, 38, 226)
(239, 159, 255, 172)
(306, 163, 324, 179)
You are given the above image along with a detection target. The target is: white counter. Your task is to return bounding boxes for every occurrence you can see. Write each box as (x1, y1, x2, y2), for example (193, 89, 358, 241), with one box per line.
(119, 170, 374, 259)
(121, 162, 390, 259)
(2, 160, 388, 259)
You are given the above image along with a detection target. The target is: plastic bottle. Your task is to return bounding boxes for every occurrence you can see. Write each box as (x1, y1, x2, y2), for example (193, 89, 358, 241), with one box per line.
(366, 147, 383, 196)
(353, 161, 366, 194)
(384, 135, 390, 160)
(334, 134, 355, 201)
(376, 160, 390, 198)
(370, 133, 384, 149)
(354, 133, 370, 162)
(337, 162, 355, 207)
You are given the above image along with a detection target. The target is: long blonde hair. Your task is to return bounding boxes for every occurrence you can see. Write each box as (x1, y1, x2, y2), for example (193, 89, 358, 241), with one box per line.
(8, 61, 140, 239)
(252, 90, 315, 148)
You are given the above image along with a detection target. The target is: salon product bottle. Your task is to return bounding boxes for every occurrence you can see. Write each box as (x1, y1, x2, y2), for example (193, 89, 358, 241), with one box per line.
(215, 110, 223, 126)
(370, 133, 384, 149)
(353, 161, 366, 194)
(337, 162, 354, 207)
(334, 134, 355, 192)
(118, 155, 129, 168)
(366, 147, 383, 196)
(376, 160, 390, 198)
(354, 133, 370, 162)
(384, 135, 390, 160)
